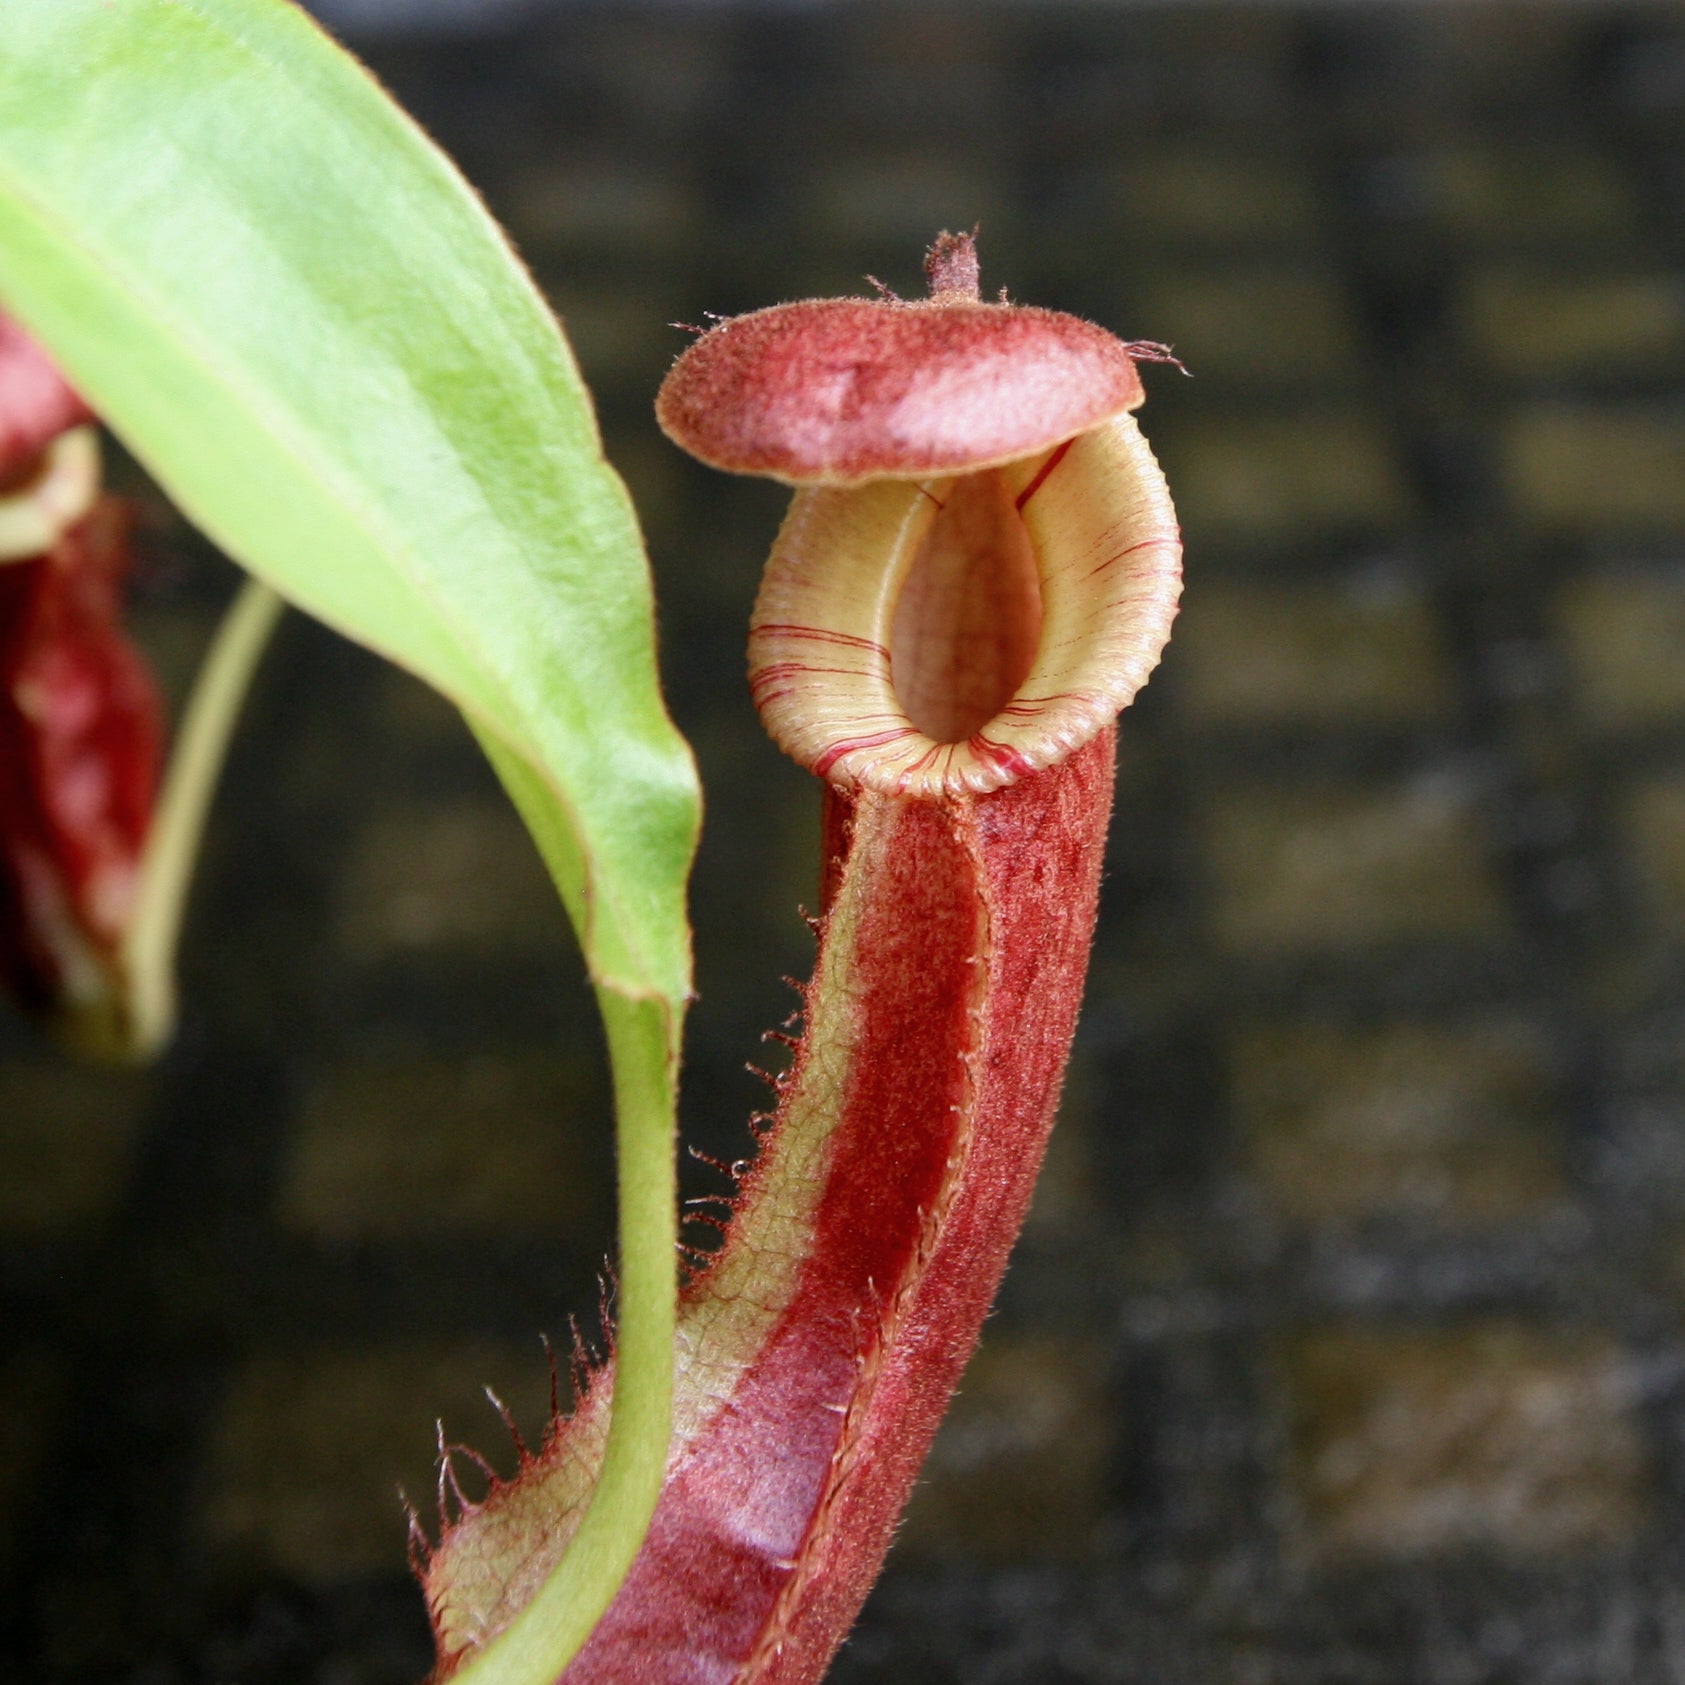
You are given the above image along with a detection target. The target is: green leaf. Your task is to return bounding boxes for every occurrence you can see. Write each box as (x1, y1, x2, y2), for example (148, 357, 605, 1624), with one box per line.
(0, 2, 699, 1677)
(0, 0, 698, 1008)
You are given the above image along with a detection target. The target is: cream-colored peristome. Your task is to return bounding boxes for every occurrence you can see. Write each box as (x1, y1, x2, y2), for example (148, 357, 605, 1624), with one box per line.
(0, 427, 100, 562)
(748, 412, 1181, 798)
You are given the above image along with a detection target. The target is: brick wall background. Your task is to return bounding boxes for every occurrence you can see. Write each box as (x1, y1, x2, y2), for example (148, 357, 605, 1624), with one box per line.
(5, 5, 1685, 1681)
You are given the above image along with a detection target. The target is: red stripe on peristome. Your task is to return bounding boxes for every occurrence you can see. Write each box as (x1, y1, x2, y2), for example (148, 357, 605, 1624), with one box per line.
(751, 623, 889, 659)
(966, 734, 1038, 782)
(549, 730, 1116, 1685)
(811, 727, 916, 780)
(1084, 529, 1181, 578)
(749, 662, 863, 680)
(1011, 436, 1074, 513)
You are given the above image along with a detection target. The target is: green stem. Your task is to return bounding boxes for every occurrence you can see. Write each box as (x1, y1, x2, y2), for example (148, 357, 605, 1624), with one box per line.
(452, 988, 679, 1685)
(120, 572, 283, 1058)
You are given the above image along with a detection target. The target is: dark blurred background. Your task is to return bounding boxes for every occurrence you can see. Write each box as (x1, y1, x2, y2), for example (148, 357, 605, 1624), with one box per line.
(7, 2, 1685, 1680)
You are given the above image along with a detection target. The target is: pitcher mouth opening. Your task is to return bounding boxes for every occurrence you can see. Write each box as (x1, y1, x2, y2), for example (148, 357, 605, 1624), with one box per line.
(889, 465, 1043, 747)
(747, 412, 1183, 801)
